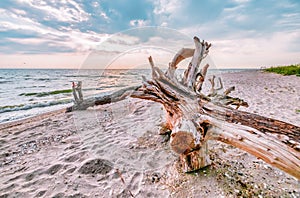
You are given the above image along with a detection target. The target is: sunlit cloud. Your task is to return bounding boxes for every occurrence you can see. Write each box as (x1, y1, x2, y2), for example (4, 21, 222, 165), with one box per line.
(129, 19, 150, 27)
(0, 0, 299, 68)
(16, 0, 89, 22)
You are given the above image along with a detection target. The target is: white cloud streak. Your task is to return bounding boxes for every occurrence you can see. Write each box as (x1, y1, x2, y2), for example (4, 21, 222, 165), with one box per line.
(16, 0, 89, 23)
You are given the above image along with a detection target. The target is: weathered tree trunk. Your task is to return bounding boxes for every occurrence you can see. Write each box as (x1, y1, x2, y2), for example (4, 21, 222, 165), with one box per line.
(131, 36, 300, 179)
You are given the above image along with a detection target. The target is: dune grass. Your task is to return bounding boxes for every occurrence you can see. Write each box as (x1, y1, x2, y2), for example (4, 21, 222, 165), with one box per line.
(264, 64, 300, 76)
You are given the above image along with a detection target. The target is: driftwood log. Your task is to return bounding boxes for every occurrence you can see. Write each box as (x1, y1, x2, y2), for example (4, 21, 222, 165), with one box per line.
(68, 37, 300, 179)
(66, 85, 139, 112)
(130, 37, 300, 179)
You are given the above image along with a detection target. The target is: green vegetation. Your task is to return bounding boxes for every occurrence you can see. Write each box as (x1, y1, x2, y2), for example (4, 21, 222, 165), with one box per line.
(0, 104, 25, 110)
(20, 89, 72, 97)
(296, 109, 300, 113)
(264, 64, 300, 76)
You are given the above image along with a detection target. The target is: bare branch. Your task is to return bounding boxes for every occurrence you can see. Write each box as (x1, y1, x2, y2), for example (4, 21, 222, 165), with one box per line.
(194, 64, 209, 93)
(183, 37, 203, 88)
(216, 77, 223, 91)
(224, 86, 235, 96)
(166, 48, 195, 78)
(208, 75, 216, 96)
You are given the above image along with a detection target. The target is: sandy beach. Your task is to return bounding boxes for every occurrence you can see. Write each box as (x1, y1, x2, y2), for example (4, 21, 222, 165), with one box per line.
(0, 70, 299, 197)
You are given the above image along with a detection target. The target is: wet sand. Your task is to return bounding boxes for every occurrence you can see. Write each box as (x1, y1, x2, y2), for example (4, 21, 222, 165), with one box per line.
(0, 71, 299, 197)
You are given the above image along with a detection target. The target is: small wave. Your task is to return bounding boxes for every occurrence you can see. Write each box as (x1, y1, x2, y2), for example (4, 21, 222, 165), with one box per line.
(16, 85, 47, 89)
(107, 75, 120, 79)
(0, 99, 72, 113)
(19, 89, 73, 97)
(64, 75, 99, 78)
(125, 72, 138, 75)
(15, 86, 27, 89)
(0, 80, 13, 84)
(35, 78, 52, 81)
(82, 87, 99, 91)
(22, 77, 59, 81)
(96, 84, 125, 90)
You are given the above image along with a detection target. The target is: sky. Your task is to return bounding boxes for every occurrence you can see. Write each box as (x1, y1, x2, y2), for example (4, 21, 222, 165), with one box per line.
(0, 0, 299, 69)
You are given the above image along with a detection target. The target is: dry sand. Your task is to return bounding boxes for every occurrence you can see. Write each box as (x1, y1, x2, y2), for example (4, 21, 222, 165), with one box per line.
(0, 70, 299, 197)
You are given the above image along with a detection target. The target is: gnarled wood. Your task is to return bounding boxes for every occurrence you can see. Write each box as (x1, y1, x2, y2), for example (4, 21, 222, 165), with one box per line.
(166, 48, 194, 78)
(67, 36, 300, 179)
(194, 63, 209, 93)
(182, 37, 211, 88)
(131, 36, 300, 179)
(206, 76, 248, 109)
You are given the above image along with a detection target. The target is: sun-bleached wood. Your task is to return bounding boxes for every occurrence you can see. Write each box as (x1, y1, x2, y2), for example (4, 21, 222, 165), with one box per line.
(67, 85, 140, 112)
(131, 36, 300, 178)
(67, 36, 300, 179)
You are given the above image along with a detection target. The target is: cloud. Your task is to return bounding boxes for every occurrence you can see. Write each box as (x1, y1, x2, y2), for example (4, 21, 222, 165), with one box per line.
(10, 8, 27, 15)
(153, 0, 182, 15)
(277, 12, 300, 29)
(92, 2, 99, 8)
(93, 0, 155, 32)
(100, 12, 110, 21)
(16, 0, 89, 23)
(129, 19, 150, 27)
(0, 5, 109, 54)
(211, 30, 300, 68)
(231, 0, 251, 4)
(0, 0, 299, 68)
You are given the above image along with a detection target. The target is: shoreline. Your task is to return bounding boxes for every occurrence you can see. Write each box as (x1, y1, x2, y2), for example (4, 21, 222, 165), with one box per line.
(1, 69, 297, 128)
(0, 108, 68, 131)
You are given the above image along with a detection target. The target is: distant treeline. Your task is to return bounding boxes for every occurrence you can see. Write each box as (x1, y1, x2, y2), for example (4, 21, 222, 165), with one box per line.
(264, 64, 300, 76)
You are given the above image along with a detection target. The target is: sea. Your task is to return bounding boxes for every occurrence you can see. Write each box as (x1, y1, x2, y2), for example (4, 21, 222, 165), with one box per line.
(0, 68, 250, 123)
